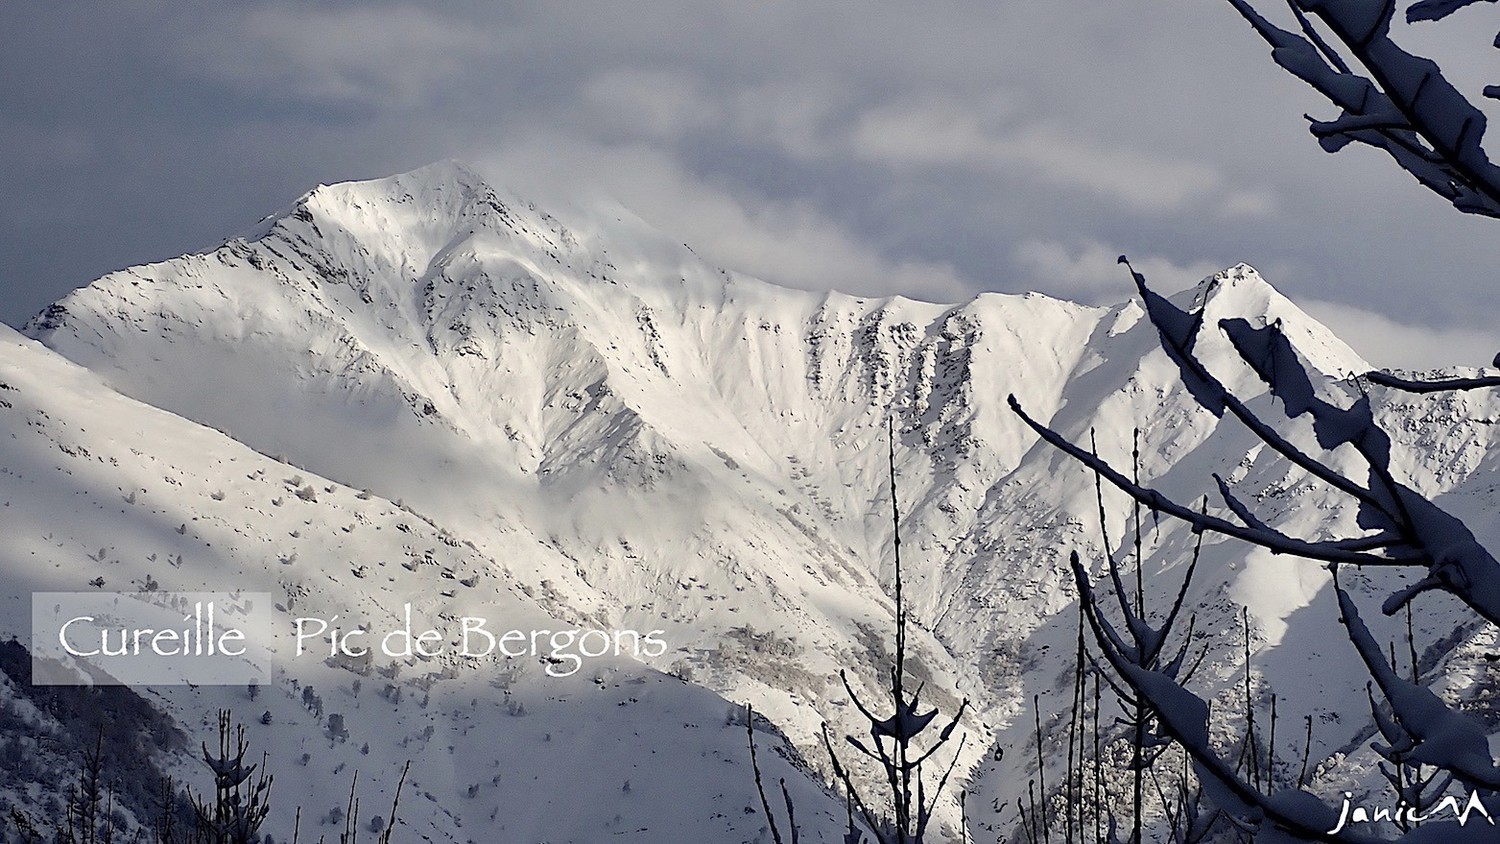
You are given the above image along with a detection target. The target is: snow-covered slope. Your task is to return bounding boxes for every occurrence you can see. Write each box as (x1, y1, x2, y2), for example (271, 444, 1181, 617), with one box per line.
(0, 325, 854, 842)
(18, 161, 1500, 840)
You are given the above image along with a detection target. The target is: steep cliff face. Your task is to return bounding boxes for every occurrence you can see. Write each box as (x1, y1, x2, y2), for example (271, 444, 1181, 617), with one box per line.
(19, 161, 1500, 840)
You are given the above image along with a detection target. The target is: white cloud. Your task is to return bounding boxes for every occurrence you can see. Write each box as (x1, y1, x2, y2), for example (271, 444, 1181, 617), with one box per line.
(472, 137, 972, 303)
(1300, 300, 1497, 371)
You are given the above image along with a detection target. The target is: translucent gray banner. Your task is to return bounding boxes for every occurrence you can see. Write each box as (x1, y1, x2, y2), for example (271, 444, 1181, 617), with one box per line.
(31, 591, 277, 686)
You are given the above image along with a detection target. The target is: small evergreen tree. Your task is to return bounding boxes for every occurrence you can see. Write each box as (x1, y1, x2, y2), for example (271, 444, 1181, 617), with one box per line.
(187, 709, 273, 844)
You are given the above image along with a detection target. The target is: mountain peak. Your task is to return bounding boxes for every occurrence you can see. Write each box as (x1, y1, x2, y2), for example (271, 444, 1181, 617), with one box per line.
(317, 158, 490, 201)
(246, 160, 603, 291)
(1185, 261, 1268, 307)
(302, 158, 495, 224)
(397, 157, 488, 188)
(1176, 262, 1370, 377)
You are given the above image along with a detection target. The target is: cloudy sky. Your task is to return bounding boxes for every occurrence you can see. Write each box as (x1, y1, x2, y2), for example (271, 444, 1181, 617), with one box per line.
(4, 0, 1498, 368)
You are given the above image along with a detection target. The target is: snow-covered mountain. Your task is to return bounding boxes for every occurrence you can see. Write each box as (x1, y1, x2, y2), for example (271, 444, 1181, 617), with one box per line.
(10, 161, 1500, 842)
(0, 321, 861, 841)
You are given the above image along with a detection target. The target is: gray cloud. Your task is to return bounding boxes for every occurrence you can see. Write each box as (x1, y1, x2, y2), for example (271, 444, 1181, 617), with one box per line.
(2, 0, 1497, 369)
(848, 103, 1232, 213)
(176, 4, 498, 109)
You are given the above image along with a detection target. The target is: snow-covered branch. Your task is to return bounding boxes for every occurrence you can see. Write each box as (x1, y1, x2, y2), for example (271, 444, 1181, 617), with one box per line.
(1070, 553, 1380, 843)
(1018, 254, 1500, 840)
(1014, 263, 1500, 627)
(1226, 0, 1500, 217)
(1364, 370, 1500, 393)
(1122, 259, 1396, 520)
(1007, 394, 1420, 567)
(1332, 576, 1500, 790)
